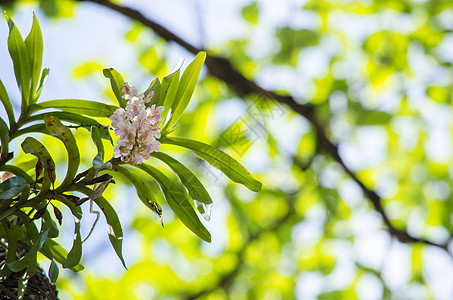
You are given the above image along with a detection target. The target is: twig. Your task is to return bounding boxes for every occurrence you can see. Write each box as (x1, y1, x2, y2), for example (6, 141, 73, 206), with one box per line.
(74, 0, 451, 255)
(0, 283, 18, 300)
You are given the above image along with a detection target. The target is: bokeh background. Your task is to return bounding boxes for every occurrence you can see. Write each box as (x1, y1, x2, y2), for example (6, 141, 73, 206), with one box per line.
(2, 0, 453, 299)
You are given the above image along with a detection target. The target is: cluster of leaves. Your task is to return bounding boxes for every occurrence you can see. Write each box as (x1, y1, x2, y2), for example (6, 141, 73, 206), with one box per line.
(0, 14, 261, 298)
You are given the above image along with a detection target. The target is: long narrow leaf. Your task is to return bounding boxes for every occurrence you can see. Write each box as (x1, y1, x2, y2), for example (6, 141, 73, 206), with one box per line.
(160, 136, 262, 192)
(6, 14, 31, 113)
(90, 126, 104, 159)
(111, 165, 158, 210)
(103, 68, 126, 107)
(0, 165, 34, 184)
(44, 115, 80, 187)
(11, 123, 47, 140)
(30, 99, 117, 118)
(77, 187, 127, 269)
(21, 137, 53, 196)
(25, 13, 43, 104)
(43, 239, 84, 272)
(0, 79, 15, 126)
(0, 117, 10, 162)
(62, 214, 82, 269)
(138, 163, 211, 242)
(7, 224, 49, 273)
(145, 77, 160, 106)
(34, 67, 49, 101)
(150, 152, 212, 204)
(162, 52, 205, 133)
(160, 68, 180, 124)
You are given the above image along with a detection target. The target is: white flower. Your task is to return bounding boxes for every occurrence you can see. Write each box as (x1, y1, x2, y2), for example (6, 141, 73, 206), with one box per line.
(122, 82, 143, 100)
(144, 91, 155, 103)
(109, 83, 165, 165)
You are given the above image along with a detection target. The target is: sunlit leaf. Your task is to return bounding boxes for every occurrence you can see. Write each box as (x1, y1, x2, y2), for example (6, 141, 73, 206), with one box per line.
(25, 13, 43, 104)
(150, 151, 212, 205)
(0, 117, 10, 162)
(103, 68, 126, 107)
(160, 136, 262, 192)
(160, 66, 181, 122)
(145, 77, 161, 106)
(34, 67, 49, 101)
(5, 13, 31, 113)
(0, 79, 15, 126)
(31, 99, 117, 118)
(162, 52, 206, 133)
(111, 165, 159, 211)
(138, 163, 211, 243)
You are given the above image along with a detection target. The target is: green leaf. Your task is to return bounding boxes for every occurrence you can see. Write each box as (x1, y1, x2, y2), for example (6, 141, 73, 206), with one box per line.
(242, 1, 259, 24)
(0, 79, 15, 126)
(111, 165, 158, 210)
(103, 68, 126, 107)
(0, 117, 10, 162)
(54, 194, 82, 219)
(138, 163, 211, 242)
(43, 239, 84, 272)
(11, 123, 47, 140)
(78, 187, 127, 269)
(162, 52, 206, 133)
(160, 136, 262, 192)
(25, 111, 98, 126)
(7, 226, 49, 272)
(0, 176, 28, 200)
(90, 126, 104, 159)
(6, 13, 31, 113)
(34, 67, 49, 101)
(52, 194, 83, 271)
(25, 111, 113, 143)
(44, 115, 80, 187)
(30, 99, 117, 118)
(14, 210, 39, 241)
(2, 223, 18, 276)
(145, 77, 161, 106)
(0, 165, 34, 184)
(48, 260, 59, 283)
(150, 152, 212, 204)
(25, 13, 43, 104)
(21, 137, 53, 197)
(48, 218, 59, 239)
(62, 214, 82, 269)
(160, 65, 181, 122)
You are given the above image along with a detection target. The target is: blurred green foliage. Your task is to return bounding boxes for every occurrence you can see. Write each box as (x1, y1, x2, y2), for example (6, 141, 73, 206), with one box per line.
(3, 0, 453, 299)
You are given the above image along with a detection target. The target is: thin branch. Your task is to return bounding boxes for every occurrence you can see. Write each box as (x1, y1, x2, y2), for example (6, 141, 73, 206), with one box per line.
(79, 0, 451, 254)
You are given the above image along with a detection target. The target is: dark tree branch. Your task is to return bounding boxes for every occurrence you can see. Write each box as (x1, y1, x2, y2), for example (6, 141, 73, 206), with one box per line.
(77, 0, 450, 255)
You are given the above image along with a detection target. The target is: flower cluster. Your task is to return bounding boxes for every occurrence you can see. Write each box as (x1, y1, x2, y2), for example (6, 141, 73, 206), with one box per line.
(110, 83, 164, 165)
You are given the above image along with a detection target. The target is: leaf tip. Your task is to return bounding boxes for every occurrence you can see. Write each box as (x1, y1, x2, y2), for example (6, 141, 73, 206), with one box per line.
(251, 180, 262, 192)
(102, 68, 111, 77)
